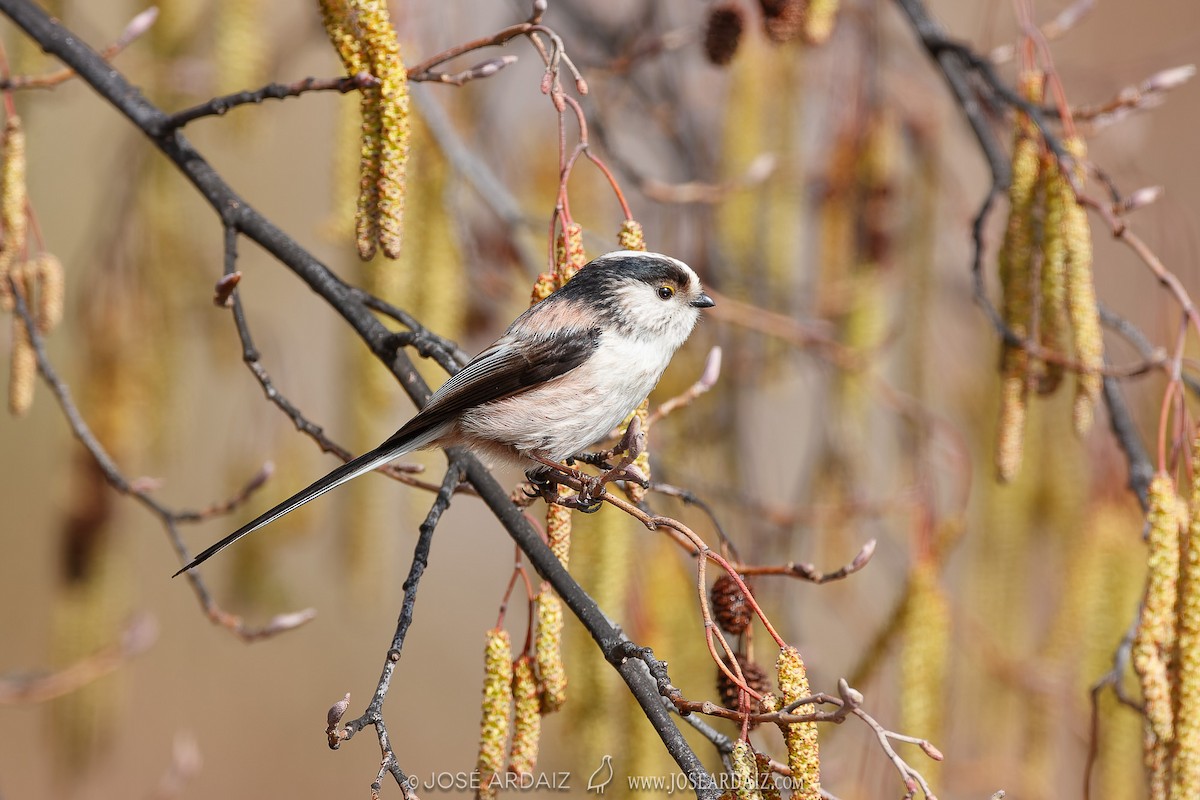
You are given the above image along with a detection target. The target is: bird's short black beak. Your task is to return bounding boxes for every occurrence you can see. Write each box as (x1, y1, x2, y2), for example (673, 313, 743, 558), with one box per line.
(691, 293, 715, 309)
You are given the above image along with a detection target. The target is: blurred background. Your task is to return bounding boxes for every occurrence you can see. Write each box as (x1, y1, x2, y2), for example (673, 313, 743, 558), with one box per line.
(2, 0, 1199, 797)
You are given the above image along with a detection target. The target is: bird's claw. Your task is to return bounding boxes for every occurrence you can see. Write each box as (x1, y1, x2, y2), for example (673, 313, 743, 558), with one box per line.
(607, 464, 648, 489)
(558, 493, 604, 513)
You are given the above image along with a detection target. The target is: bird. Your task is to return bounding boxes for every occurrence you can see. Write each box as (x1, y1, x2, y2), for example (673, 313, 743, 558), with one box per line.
(175, 250, 714, 575)
(586, 754, 614, 793)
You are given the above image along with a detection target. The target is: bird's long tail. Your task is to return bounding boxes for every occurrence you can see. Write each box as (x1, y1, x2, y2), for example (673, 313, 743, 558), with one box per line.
(174, 443, 412, 576)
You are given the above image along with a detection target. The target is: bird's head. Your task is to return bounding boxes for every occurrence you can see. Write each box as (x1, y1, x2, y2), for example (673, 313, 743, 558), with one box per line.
(564, 251, 714, 346)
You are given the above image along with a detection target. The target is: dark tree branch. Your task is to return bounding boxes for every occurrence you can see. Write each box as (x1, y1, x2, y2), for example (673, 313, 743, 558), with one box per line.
(1102, 375, 1154, 510)
(341, 459, 464, 743)
(0, 2, 714, 793)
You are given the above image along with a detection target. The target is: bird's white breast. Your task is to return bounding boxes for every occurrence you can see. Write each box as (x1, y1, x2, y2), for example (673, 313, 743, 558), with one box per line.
(457, 330, 673, 462)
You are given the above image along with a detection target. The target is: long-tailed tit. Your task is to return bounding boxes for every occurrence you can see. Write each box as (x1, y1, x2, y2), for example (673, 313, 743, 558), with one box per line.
(175, 251, 714, 575)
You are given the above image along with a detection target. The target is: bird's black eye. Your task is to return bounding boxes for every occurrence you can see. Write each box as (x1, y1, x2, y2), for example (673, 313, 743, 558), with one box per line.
(657, 285, 675, 300)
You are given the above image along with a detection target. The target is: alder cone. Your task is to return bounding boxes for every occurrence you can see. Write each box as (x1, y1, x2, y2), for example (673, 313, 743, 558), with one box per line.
(717, 654, 771, 712)
(759, 0, 807, 43)
(711, 573, 754, 634)
(704, 3, 745, 66)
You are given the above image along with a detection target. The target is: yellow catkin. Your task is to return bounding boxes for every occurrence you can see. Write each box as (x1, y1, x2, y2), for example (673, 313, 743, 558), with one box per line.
(776, 646, 820, 799)
(1172, 445, 1200, 797)
(756, 752, 782, 800)
(731, 740, 765, 800)
(356, 0, 409, 259)
(995, 354, 1029, 482)
(546, 502, 572, 569)
(1037, 152, 1069, 395)
(508, 655, 541, 777)
(8, 289, 35, 416)
(899, 561, 949, 766)
(352, 28, 381, 256)
(1075, 503, 1151, 798)
(535, 585, 567, 713)
(556, 222, 587, 285)
(214, 0, 266, 98)
(319, 3, 364, 244)
(802, 0, 840, 46)
(1134, 474, 1183, 798)
(34, 253, 65, 333)
(318, 0, 365, 73)
(617, 219, 646, 252)
(334, 0, 383, 260)
(475, 629, 514, 800)
(1, 114, 27, 277)
(994, 71, 1044, 483)
(354, 94, 382, 258)
(1060, 136, 1102, 435)
(530, 271, 558, 304)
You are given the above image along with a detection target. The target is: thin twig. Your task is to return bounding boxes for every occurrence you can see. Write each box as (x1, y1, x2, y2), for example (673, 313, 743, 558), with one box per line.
(6, 275, 315, 642)
(161, 73, 380, 130)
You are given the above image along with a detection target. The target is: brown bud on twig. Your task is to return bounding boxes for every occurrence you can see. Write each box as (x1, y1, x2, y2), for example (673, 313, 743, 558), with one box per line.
(259, 609, 319, 636)
(212, 271, 242, 308)
(327, 692, 352, 728)
(836, 678, 863, 708)
(1117, 185, 1163, 216)
(466, 55, 517, 81)
(117, 7, 160, 48)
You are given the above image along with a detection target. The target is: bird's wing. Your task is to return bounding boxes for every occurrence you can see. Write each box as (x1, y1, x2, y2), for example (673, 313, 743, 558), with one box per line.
(175, 325, 600, 576)
(375, 324, 602, 451)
